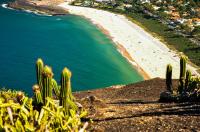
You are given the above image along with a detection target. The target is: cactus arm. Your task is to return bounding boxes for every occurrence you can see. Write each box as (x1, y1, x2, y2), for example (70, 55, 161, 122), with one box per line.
(166, 64, 173, 93)
(42, 66, 53, 105)
(180, 56, 186, 79)
(36, 59, 44, 91)
(178, 56, 187, 94)
(59, 68, 76, 114)
(185, 70, 191, 92)
(33, 85, 43, 105)
(52, 79, 60, 98)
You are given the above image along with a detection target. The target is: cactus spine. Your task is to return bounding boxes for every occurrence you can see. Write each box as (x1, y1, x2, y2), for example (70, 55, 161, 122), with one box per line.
(166, 64, 173, 93)
(179, 56, 186, 93)
(60, 68, 73, 113)
(42, 66, 53, 105)
(32, 84, 43, 104)
(36, 59, 44, 91)
(185, 70, 191, 92)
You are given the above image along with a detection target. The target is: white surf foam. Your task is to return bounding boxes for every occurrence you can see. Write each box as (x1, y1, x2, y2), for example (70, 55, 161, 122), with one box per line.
(23, 9, 52, 16)
(1, 3, 14, 10)
(1, 3, 52, 17)
(1, 3, 8, 8)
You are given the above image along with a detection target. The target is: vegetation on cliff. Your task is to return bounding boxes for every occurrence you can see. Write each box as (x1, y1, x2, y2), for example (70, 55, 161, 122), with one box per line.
(160, 56, 200, 102)
(0, 59, 87, 131)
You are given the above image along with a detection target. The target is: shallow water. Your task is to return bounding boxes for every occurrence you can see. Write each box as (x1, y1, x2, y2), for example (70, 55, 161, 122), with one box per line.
(0, 0, 143, 95)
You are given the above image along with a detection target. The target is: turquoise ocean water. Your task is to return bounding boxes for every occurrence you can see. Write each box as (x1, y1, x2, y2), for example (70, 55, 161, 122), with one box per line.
(0, 0, 143, 95)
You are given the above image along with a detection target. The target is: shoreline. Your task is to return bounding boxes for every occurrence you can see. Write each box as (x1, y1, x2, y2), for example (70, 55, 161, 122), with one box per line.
(1, 3, 53, 16)
(7, 0, 68, 16)
(61, 10, 150, 80)
(116, 43, 150, 80)
(91, 20, 150, 80)
(59, 3, 199, 79)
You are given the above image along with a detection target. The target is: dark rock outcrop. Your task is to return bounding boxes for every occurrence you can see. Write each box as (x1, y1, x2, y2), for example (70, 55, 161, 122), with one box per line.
(8, 0, 68, 16)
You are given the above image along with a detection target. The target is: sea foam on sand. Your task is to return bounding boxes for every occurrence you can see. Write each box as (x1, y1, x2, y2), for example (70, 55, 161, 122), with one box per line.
(59, 3, 199, 79)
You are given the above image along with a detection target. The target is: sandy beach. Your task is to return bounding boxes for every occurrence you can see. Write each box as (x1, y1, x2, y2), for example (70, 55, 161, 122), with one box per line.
(59, 3, 199, 79)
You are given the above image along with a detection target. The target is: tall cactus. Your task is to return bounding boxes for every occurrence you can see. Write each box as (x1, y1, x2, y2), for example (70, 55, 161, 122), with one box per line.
(42, 66, 53, 105)
(59, 68, 74, 114)
(179, 56, 186, 93)
(36, 59, 44, 92)
(166, 64, 173, 93)
(32, 84, 43, 105)
(185, 70, 191, 92)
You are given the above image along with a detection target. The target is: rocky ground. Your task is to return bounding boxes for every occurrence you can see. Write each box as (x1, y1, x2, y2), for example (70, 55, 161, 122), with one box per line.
(75, 78, 200, 131)
(8, 0, 68, 15)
